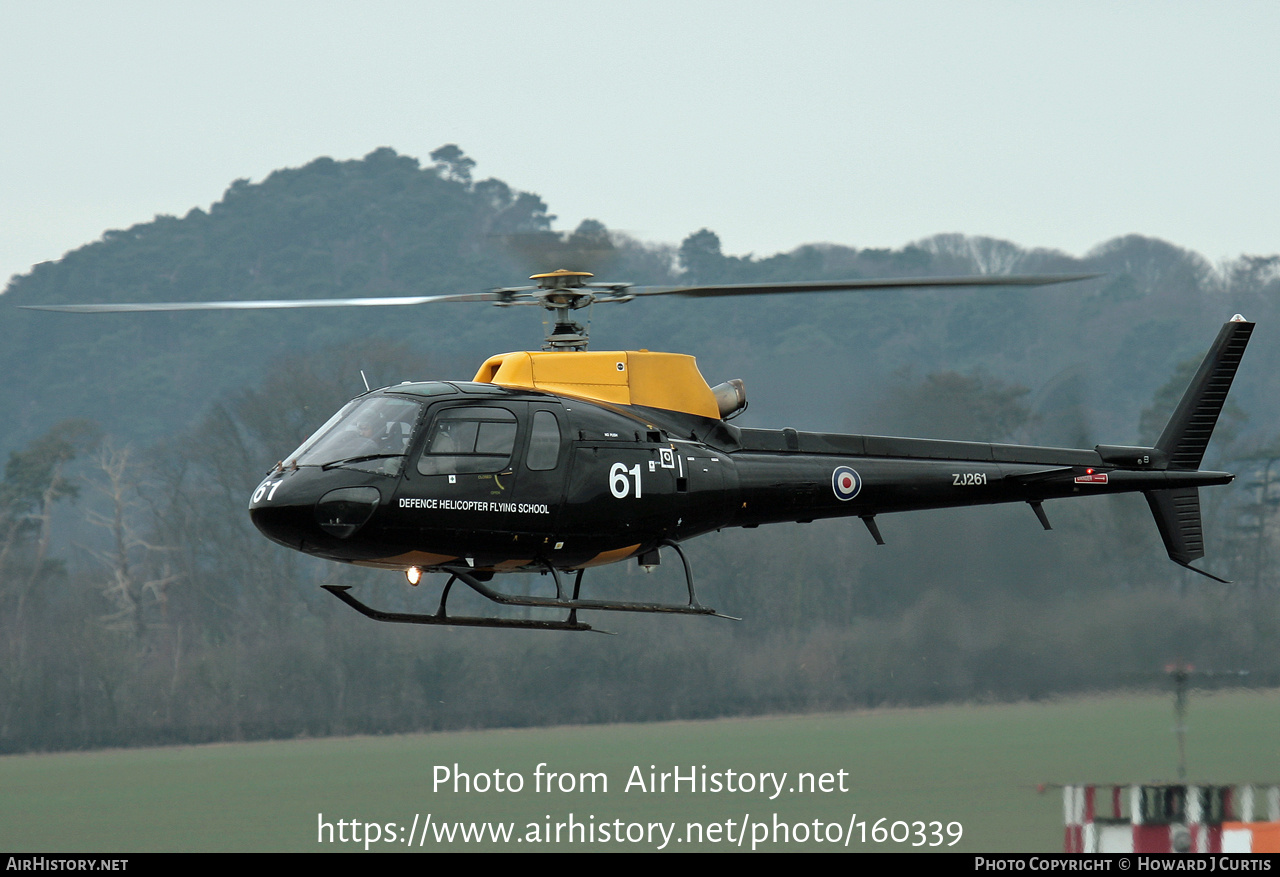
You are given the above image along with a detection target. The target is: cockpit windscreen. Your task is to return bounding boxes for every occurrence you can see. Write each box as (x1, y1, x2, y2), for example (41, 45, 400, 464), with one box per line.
(288, 397, 422, 473)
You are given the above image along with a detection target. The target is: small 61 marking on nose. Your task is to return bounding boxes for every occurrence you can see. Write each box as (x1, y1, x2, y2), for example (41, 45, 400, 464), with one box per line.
(253, 480, 283, 503)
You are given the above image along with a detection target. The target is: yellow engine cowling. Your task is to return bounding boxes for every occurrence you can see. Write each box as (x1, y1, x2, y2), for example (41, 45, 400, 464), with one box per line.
(473, 350, 722, 420)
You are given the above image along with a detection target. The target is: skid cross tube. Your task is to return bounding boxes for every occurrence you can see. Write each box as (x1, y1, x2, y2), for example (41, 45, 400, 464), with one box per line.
(446, 565, 727, 617)
(438, 540, 733, 617)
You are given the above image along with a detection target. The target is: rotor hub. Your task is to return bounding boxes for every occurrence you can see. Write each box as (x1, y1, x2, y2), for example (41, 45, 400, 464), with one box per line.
(530, 269, 593, 290)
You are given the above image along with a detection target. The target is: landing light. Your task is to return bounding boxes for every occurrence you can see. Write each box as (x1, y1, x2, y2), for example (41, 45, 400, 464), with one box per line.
(406, 566, 423, 586)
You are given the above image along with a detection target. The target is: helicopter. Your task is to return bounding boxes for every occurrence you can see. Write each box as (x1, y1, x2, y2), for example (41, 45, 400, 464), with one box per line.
(25, 268, 1253, 633)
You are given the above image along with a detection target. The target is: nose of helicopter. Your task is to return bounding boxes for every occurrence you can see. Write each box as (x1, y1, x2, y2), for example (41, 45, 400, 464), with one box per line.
(249, 474, 383, 549)
(248, 474, 311, 549)
(249, 503, 308, 549)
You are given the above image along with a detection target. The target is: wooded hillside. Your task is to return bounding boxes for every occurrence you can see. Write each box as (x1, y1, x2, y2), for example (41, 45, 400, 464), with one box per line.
(3, 146, 1278, 753)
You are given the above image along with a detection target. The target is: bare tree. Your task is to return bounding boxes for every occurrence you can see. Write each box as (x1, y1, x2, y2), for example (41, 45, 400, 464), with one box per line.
(84, 441, 179, 640)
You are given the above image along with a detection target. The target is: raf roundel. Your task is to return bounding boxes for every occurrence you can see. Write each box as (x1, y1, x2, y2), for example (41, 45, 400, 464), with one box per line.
(832, 466, 862, 501)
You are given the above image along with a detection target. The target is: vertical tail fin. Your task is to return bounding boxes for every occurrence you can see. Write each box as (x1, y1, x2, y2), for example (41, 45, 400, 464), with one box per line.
(1145, 316, 1253, 582)
(1155, 316, 1253, 470)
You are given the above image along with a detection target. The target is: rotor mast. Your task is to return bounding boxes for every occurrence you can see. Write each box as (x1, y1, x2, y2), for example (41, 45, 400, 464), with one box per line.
(531, 269, 597, 350)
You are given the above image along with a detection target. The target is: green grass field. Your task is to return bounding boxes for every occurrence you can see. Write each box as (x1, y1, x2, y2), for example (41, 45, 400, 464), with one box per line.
(2, 688, 1277, 852)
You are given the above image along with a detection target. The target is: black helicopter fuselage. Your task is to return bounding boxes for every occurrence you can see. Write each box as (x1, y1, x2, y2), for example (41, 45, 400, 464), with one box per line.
(247, 372, 1231, 577)
(245, 313, 1249, 632)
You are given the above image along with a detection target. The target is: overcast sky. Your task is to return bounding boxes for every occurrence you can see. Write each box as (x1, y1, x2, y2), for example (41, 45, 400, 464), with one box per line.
(2, 1, 1277, 290)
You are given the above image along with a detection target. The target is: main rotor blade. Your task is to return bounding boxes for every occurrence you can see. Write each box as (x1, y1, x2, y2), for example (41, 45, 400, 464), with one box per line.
(20, 291, 507, 313)
(20, 273, 1100, 313)
(626, 273, 1100, 298)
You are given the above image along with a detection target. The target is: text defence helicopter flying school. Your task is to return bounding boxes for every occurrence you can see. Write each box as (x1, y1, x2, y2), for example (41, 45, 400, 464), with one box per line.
(27, 269, 1253, 632)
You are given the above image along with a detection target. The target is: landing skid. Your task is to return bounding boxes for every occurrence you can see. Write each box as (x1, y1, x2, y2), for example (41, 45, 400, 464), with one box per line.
(323, 540, 737, 632)
(323, 584, 599, 632)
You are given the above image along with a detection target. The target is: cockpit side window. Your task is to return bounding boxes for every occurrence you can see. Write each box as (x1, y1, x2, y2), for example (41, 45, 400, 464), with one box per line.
(418, 407, 518, 475)
(525, 410, 562, 471)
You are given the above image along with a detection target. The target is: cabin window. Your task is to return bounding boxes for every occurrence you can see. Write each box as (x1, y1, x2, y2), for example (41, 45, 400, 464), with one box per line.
(418, 407, 517, 475)
(525, 410, 562, 470)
